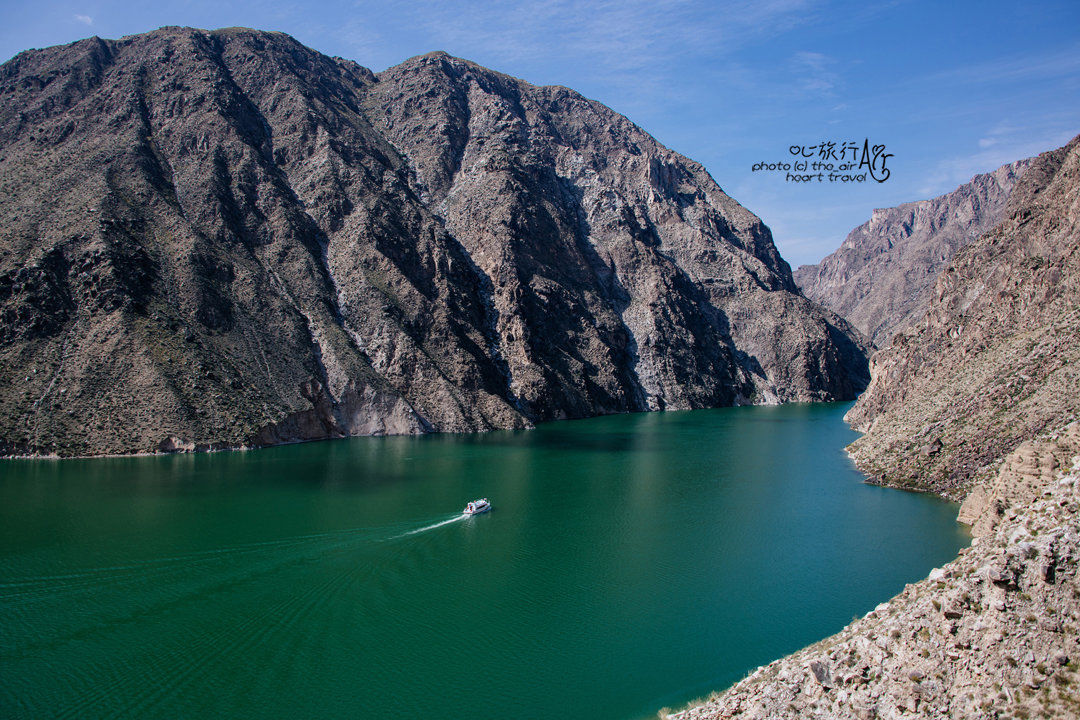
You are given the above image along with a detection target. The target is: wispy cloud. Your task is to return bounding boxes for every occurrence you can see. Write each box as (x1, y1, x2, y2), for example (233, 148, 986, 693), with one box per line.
(73, 14, 93, 26)
(917, 122, 1076, 197)
(791, 50, 839, 94)
(318, 0, 823, 142)
(976, 121, 1023, 150)
(366, 0, 817, 78)
(924, 44, 1080, 86)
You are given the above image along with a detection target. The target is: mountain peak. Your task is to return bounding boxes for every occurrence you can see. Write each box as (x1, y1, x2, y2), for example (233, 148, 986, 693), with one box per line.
(0, 26, 868, 456)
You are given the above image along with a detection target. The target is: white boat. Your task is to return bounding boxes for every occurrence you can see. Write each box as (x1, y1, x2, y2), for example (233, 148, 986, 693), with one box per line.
(463, 498, 491, 515)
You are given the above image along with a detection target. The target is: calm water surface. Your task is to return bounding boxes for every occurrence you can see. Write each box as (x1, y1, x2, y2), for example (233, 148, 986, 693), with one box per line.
(0, 403, 967, 719)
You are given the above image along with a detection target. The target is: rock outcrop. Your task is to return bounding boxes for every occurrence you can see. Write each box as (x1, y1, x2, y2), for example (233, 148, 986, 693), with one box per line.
(672, 137, 1080, 719)
(0, 27, 868, 457)
(795, 160, 1030, 347)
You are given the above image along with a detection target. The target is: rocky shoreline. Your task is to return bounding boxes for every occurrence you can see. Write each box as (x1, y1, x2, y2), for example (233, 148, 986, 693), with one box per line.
(670, 136, 1080, 719)
(669, 424, 1080, 720)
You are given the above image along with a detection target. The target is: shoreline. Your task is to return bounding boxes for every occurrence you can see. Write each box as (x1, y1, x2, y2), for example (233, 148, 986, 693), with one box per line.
(0, 399, 848, 462)
(667, 423, 1080, 719)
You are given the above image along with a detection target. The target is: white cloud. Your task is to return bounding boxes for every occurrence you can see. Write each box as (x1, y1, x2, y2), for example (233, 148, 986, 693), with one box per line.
(74, 14, 94, 26)
(916, 126, 1075, 197)
(925, 45, 1080, 86)
(977, 121, 1021, 150)
(367, 0, 816, 78)
(791, 50, 839, 94)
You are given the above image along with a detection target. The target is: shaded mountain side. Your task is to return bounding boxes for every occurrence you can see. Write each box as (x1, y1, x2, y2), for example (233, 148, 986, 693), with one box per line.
(795, 159, 1030, 347)
(367, 53, 870, 410)
(0, 27, 868, 457)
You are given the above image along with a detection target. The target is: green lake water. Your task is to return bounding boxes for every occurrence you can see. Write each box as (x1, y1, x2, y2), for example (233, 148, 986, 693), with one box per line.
(0, 402, 967, 719)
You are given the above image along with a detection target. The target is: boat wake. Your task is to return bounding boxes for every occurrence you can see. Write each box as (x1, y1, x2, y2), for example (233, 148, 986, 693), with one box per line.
(0, 512, 477, 612)
(388, 513, 467, 540)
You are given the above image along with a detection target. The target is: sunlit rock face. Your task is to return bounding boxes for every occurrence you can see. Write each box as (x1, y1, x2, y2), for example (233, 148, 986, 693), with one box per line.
(0, 27, 868, 456)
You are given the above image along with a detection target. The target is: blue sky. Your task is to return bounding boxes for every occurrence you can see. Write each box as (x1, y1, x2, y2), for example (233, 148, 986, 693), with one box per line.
(2, 0, 1077, 267)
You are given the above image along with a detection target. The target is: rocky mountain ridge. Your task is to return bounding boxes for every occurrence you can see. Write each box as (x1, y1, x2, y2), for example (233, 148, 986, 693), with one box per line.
(795, 159, 1030, 347)
(0, 27, 868, 457)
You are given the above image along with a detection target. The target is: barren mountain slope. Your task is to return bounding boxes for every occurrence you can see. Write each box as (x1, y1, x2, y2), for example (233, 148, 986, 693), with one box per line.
(845, 137, 1080, 498)
(0, 27, 868, 456)
(672, 134, 1080, 720)
(795, 159, 1030, 347)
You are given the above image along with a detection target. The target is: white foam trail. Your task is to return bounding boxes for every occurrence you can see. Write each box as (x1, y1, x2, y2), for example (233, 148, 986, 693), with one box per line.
(388, 514, 467, 540)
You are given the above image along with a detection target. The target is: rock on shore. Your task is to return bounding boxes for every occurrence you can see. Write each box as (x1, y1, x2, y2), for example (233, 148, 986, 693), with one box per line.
(671, 426, 1080, 720)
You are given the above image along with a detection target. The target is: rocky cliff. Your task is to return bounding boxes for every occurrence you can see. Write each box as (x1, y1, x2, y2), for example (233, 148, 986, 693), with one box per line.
(795, 160, 1030, 347)
(846, 137, 1080, 499)
(673, 137, 1080, 719)
(0, 27, 868, 457)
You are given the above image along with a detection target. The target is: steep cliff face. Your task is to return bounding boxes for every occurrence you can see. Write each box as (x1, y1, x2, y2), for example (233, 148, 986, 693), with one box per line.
(795, 160, 1030, 347)
(367, 53, 869, 413)
(845, 136, 1080, 498)
(0, 27, 868, 457)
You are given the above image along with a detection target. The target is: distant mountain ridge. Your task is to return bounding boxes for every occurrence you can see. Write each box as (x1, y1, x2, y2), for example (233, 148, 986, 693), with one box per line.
(795, 159, 1031, 346)
(0, 27, 868, 457)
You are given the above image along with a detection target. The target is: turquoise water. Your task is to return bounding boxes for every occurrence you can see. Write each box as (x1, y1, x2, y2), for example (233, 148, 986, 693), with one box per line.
(0, 402, 967, 719)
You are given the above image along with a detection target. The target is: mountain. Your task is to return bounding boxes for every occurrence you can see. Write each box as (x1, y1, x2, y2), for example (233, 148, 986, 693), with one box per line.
(845, 135, 1080, 499)
(0, 27, 868, 457)
(794, 159, 1030, 347)
(673, 135, 1080, 720)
